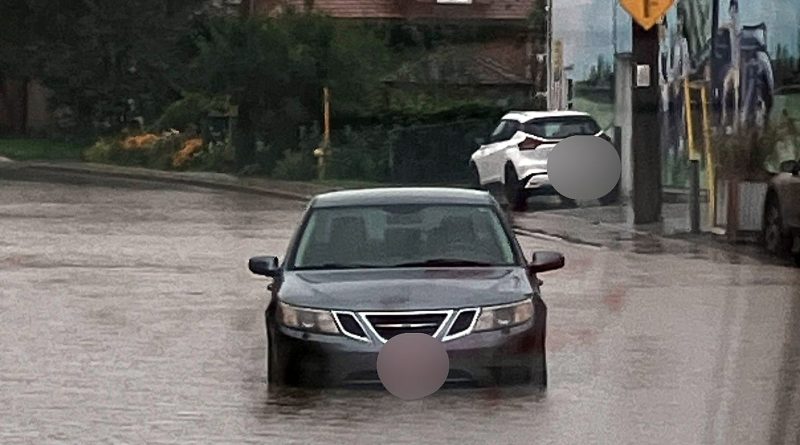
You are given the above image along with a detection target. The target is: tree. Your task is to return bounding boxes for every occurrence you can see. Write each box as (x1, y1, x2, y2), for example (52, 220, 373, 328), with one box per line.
(191, 12, 389, 171)
(0, 0, 205, 134)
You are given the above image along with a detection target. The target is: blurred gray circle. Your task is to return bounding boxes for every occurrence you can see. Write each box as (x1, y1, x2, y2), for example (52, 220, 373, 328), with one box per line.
(376, 333, 449, 400)
(547, 135, 621, 200)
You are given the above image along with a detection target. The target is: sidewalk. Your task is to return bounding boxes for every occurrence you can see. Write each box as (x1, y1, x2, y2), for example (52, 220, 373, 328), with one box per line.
(510, 200, 710, 248)
(508, 198, 782, 264)
(1, 161, 338, 202)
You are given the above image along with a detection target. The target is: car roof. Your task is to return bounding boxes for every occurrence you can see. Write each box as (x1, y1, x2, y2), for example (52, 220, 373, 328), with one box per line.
(310, 187, 497, 208)
(502, 110, 591, 123)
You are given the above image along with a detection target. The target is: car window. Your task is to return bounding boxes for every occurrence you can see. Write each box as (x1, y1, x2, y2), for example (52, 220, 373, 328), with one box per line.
(291, 204, 518, 269)
(489, 120, 520, 143)
(523, 116, 601, 139)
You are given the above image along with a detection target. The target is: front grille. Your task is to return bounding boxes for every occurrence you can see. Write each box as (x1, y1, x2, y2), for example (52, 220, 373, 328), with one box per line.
(445, 309, 477, 339)
(336, 312, 368, 340)
(364, 312, 448, 341)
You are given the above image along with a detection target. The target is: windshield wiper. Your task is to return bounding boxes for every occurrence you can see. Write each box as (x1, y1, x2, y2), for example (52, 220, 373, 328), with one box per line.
(295, 263, 383, 270)
(390, 259, 494, 268)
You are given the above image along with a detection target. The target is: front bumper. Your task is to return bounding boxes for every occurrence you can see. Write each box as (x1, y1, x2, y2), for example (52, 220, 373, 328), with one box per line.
(269, 318, 545, 388)
(522, 173, 556, 193)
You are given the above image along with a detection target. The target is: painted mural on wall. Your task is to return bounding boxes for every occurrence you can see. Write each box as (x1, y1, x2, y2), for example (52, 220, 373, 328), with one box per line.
(554, 0, 799, 184)
(657, 0, 800, 184)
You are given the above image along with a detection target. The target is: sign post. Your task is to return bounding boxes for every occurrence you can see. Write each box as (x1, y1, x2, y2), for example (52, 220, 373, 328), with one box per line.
(621, 0, 675, 224)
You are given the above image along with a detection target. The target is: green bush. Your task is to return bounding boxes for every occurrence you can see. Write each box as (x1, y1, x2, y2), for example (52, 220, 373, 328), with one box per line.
(147, 133, 186, 169)
(83, 138, 118, 163)
(272, 149, 317, 180)
(153, 94, 229, 132)
(193, 139, 236, 172)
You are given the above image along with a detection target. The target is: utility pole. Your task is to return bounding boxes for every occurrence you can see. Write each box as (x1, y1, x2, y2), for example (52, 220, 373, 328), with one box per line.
(630, 20, 663, 224)
(546, 0, 553, 110)
(612, 0, 618, 56)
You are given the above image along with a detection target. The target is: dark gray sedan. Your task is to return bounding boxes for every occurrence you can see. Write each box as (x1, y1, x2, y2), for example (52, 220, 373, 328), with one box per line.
(248, 188, 565, 388)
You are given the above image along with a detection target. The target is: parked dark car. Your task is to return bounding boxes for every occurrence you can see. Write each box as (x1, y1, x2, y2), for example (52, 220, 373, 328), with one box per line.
(763, 159, 800, 266)
(248, 188, 565, 388)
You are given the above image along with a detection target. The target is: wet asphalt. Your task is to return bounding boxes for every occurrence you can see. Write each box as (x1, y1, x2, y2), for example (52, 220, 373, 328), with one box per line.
(1, 170, 799, 444)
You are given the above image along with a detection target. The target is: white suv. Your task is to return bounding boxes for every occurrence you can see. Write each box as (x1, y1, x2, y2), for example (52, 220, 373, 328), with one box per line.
(469, 111, 616, 210)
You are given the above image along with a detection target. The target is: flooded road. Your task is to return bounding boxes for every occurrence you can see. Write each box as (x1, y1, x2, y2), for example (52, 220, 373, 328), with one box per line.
(1, 172, 799, 444)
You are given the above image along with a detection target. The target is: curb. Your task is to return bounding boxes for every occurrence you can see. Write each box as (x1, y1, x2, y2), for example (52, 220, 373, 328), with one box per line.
(19, 162, 314, 202)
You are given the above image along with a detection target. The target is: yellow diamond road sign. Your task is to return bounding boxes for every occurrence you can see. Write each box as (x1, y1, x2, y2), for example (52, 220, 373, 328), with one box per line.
(620, 0, 675, 31)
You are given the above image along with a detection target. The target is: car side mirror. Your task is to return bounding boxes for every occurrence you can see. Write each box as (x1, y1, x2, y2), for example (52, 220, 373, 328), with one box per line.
(779, 160, 799, 175)
(249, 256, 280, 277)
(529, 251, 565, 274)
(474, 137, 486, 146)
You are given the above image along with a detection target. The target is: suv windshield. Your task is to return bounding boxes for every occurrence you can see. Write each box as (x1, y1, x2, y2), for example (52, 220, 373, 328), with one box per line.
(523, 116, 601, 139)
(291, 204, 518, 270)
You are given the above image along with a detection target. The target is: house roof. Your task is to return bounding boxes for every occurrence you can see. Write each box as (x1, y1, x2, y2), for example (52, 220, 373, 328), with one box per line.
(258, 0, 536, 20)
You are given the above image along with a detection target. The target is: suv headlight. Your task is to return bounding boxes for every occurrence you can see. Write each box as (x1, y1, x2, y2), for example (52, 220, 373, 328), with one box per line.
(277, 301, 339, 334)
(473, 299, 534, 332)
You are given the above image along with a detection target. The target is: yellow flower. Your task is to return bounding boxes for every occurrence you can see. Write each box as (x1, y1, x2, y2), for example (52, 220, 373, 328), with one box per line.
(172, 138, 204, 168)
(123, 133, 159, 150)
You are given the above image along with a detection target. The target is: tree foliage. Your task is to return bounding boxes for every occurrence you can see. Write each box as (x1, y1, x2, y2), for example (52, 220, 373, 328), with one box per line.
(0, 0, 205, 133)
(189, 12, 390, 170)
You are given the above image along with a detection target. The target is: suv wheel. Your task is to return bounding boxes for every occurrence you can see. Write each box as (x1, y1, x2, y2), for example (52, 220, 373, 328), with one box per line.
(763, 194, 791, 256)
(598, 187, 620, 206)
(504, 165, 527, 211)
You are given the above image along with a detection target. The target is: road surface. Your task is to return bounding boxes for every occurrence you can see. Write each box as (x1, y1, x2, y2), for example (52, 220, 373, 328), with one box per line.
(1, 170, 798, 444)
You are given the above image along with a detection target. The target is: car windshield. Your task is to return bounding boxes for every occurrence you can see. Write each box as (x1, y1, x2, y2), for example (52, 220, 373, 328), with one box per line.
(523, 116, 601, 139)
(291, 204, 517, 270)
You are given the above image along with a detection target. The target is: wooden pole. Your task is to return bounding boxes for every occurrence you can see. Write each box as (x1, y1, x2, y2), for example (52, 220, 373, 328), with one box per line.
(317, 87, 331, 181)
(701, 82, 716, 227)
(684, 77, 701, 233)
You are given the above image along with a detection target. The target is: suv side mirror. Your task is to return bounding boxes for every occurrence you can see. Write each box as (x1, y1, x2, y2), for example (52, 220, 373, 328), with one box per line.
(249, 256, 280, 277)
(779, 160, 799, 175)
(474, 137, 486, 146)
(529, 251, 565, 274)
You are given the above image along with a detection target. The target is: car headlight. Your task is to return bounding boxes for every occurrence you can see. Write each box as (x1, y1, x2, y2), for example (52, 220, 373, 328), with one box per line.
(473, 299, 534, 332)
(277, 301, 340, 335)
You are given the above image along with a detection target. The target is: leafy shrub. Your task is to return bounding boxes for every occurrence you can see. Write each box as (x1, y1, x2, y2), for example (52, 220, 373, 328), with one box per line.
(148, 132, 187, 169)
(272, 149, 317, 181)
(193, 139, 236, 172)
(83, 138, 118, 163)
(84, 131, 191, 169)
(153, 94, 229, 132)
(172, 138, 205, 169)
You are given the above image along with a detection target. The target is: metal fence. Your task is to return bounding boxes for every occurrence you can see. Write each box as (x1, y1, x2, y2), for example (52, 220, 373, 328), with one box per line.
(389, 119, 497, 184)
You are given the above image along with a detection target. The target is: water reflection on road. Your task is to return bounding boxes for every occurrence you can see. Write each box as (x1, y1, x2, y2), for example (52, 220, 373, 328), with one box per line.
(1, 173, 798, 444)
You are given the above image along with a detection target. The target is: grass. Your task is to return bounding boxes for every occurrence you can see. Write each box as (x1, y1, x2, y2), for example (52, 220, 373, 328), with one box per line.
(572, 96, 615, 130)
(0, 138, 85, 161)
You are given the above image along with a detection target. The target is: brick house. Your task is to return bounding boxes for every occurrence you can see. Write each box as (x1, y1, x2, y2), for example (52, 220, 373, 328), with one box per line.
(253, 0, 547, 108)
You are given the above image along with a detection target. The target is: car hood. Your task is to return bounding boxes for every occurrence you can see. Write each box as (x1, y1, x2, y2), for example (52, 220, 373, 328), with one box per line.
(278, 267, 534, 311)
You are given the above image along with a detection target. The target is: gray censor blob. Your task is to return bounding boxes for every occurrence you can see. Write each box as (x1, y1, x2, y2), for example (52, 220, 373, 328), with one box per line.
(547, 135, 621, 201)
(376, 333, 449, 400)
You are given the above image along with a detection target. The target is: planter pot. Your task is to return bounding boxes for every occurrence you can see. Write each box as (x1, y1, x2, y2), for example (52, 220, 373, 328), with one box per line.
(715, 179, 768, 234)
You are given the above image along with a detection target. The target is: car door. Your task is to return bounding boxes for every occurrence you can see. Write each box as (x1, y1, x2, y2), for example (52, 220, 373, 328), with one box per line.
(474, 120, 519, 184)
